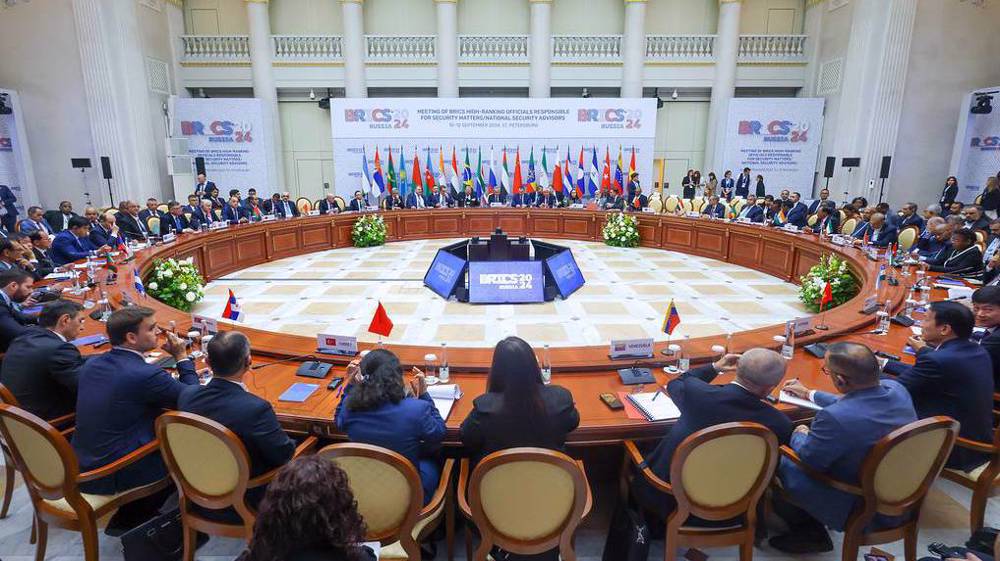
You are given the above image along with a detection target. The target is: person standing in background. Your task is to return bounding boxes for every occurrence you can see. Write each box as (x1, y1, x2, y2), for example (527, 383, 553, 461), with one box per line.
(0, 184, 18, 233)
(940, 176, 959, 207)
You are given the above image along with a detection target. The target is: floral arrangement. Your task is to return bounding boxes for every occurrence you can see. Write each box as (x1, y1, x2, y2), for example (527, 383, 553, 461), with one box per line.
(145, 257, 205, 312)
(799, 254, 859, 313)
(602, 212, 640, 248)
(352, 213, 387, 247)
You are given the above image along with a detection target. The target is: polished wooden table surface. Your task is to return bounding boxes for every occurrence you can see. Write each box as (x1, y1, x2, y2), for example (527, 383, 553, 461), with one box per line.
(62, 209, 923, 445)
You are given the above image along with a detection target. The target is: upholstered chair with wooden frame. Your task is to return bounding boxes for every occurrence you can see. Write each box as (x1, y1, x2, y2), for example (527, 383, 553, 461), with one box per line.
(731, 198, 746, 214)
(897, 226, 920, 252)
(940, 424, 1000, 533)
(779, 416, 958, 561)
(319, 442, 455, 561)
(296, 197, 312, 214)
(648, 193, 664, 214)
(333, 196, 347, 212)
(457, 447, 592, 561)
(664, 195, 680, 213)
(0, 403, 170, 561)
(146, 216, 160, 236)
(841, 217, 858, 236)
(0, 383, 75, 520)
(807, 214, 818, 227)
(692, 197, 706, 212)
(156, 412, 318, 561)
(623, 422, 778, 561)
(156, 204, 169, 214)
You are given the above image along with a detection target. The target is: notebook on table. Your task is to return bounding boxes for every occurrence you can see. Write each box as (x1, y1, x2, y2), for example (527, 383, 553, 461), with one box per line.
(426, 384, 462, 420)
(777, 391, 822, 411)
(623, 392, 681, 422)
(279, 383, 320, 403)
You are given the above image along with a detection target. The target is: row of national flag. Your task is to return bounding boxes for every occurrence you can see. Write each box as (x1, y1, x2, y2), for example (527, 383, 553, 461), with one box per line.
(360, 145, 639, 202)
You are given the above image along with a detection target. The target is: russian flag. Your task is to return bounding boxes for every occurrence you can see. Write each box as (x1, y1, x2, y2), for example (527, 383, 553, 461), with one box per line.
(133, 268, 145, 295)
(222, 289, 243, 322)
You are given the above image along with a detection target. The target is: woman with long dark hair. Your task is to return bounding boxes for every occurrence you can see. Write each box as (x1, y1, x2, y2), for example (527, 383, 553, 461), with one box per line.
(940, 176, 959, 207)
(755, 174, 766, 197)
(980, 176, 1000, 219)
(240, 455, 374, 561)
(460, 337, 580, 463)
(335, 348, 446, 502)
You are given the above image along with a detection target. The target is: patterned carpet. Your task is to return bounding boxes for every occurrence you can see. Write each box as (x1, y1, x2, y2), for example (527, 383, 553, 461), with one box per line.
(191, 239, 811, 348)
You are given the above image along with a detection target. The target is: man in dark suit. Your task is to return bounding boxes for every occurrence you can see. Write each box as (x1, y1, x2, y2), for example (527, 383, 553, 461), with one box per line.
(629, 185, 648, 211)
(222, 196, 249, 224)
(486, 190, 507, 206)
(0, 300, 85, 420)
(883, 301, 993, 470)
(913, 218, 948, 258)
(405, 189, 428, 209)
(864, 213, 897, 248)
(811, 203, 840, 235)
(601, 191, 624, 211)
(430, 186, 452, 208)
(736, 194, 765, 222)
(385, 191, 405, 210)
(510, 191, 528, 208)
(972, 286, 1000, 390)
(18, 206, 54, 237)
(534, 187, 557, 208)
(785, 192, 808, 228)
(928, 228, 983, 276)
(702, 195, 726, 218)
(773, 343, 917, 553)
(192, 200, 218, 228)
(73, 307, 199, 531)
(50, 217, 106, 267)
(178, 331, 296, 521)
(161, 202, 197, 235)
(182, 194, 201, 216)
(0, 184, 19, 233)
(274, 192, 300, 218)
(89, 211, 125, 249)
(0, 268, 37, 352)
(631, 348, 791, 521)
(115, 200, 148, 241)
(807, 189, 831, 215)
(963, 205, 991, 232)
(194, 173, 216, 198)
(138, 198, 165, 225)
(44, 201, 79, 233)
(898, 202, 925, 231)
(734, 167, 752, 198)
(26, 231, 58, 280)
(347, 190, 368, 212)
(318, 193, 341, 214)
(263, 193, 280, 215)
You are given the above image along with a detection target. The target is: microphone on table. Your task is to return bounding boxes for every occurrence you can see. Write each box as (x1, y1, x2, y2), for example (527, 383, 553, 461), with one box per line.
(252, 353, 317, 371)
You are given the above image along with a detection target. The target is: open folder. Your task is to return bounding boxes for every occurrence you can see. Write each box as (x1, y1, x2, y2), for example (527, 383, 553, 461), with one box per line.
(426, 384, 462, 420)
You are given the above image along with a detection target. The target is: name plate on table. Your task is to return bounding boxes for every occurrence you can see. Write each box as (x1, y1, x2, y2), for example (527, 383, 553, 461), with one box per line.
(641, 208, 656, 214)
(365, 206, 379, 212)
(570, 203, 584, 209)
(317, 333, 358, 356)
(610, 338, 654, 359)
(491, 202, 505, 208)
(782, 224, 801, 233)
(210, 222, 229, 230)
(191, 314, 218, 334)
(161, 233, 177, 243)
(860, 295, 880, 314)
(789, 316, 811, 336)
(307, 210, 320, 216)
(686, 211, 700, 218)
(261, 214, 276, 222)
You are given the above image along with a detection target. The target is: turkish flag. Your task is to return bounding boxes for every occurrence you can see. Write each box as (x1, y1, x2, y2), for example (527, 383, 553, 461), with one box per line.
(368, 301, 394, 337)
(820, 281, 834, 311)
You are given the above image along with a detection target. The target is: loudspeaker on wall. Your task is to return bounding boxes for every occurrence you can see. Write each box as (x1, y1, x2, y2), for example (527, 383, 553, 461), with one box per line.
(100, 156, 112, 180)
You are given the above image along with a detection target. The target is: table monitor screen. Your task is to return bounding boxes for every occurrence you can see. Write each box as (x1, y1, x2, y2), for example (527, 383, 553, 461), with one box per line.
(545, 249, 585, 298)
(468, 261, 545, 304)
(424, 249, 467, 299)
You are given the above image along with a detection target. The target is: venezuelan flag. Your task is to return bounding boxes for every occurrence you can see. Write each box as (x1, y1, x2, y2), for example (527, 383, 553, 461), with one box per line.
(661, 299, 681, 335)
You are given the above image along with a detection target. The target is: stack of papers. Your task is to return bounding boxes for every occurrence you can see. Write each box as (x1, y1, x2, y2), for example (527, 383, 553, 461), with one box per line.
(44, 271, 73, 281)
(427, 384, 462, 420)
(777, 391, 822, 411)
(624, 392, 681, 421)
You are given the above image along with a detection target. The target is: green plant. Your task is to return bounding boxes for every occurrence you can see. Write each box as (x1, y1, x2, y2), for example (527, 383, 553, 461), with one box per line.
(352, 213, 388, 248)
(602, 211, 640, 248)
(145, 257, 205, 312)
(799, 254, 859, 313)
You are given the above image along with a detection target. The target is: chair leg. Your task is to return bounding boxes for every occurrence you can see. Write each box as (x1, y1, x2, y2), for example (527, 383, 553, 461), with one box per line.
(30, 514, 36, 544)
(841, 532, 860, 561)
(183, 521, 198, 561)
(0, 454, 13, 519)
(904, 523, 919, 561)
(464, 526, 474, 561)
(664, 527, 678, 561)
(970, 482, 989, 532)
(33, 518, 47, 561)
(445, 492, 455, 561)
(81, 518, 100, 561)
(739, 531, 754, 561)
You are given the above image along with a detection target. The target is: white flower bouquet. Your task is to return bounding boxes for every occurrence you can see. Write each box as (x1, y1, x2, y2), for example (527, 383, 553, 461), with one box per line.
(798, 254, 859, 313)
(352, 213, 387, 247)
(602, 212, 640, 248)
(145, 257, 205, 312)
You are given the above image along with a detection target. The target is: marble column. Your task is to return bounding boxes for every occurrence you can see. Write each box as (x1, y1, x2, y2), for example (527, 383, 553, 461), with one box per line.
(435, 0, 460, 98)
(70, 0, 163, 205)
(829, 0, 917, 202)
(341, 0, 368, 98)
(164, 0, 189, 98)
(621, 0, 647, 98)
(529, 0, 552, 98)
(246, 0, 286, 188)
(704, 0, 742, 172)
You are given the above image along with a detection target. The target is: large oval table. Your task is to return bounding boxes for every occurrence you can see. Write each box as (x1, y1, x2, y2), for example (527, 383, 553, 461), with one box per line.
(77, 208, 917, 445)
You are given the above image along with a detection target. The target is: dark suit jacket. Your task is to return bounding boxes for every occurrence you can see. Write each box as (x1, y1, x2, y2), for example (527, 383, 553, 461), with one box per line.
(89, 223, 124, 249)
(0, 327, 84, 420)
(194, 181, 216, 197)
(405, 193, 428, 209)
(755, 181, 766, 197)
(981, 189, 1000, 211)
(633, 365, 792, 518)
(967, 217, 991, 232)
(116, 212, 147, 241)
(737, 204, 764, 223)
(884, 338, 993, 470)
(43, 211, 78, 233)
(347, 198, 368, 212)
(161, 213, 197, 235)
(682, 185, 697, 199)
(319, 199, 340, 214)
(702, 203, 725, 218)
(786, 203, 808, 228)
(0, 296, 34, 352)
(460, 385, 579, 463)
(385, 195, 405, 210)
(275, 200, 300, 218)
(978, 328, 1000, 391)
(629, 194, 648, 210)
(940, 184, 958, 206)
(18, 218, 53, 236)
(813, 214, 841, 235)
(720, 178, 736, 199)
(510, 193, 529, 207)
(899, 214, 925, 231)
(734, 174, 751, 198)
(138, 209, 167, 226)
(50, 230, 94, 266)
(602, 196, 625, 211)
(221, 205, 247, 224)
(30, 248, 56, 280)
(486, 192, 507, 206)
(868, 225, 898, 248)
(0, 185, 18, 219)
(430, 193, 453, 208)
(74, 348, 198, 494)
(192, 207, 218, 227)
(928, 245, 983, 276)
(534, 194, 557, 208)
(807, 199, 829, 215)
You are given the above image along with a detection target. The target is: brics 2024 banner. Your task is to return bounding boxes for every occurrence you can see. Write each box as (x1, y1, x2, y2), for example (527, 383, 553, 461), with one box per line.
(720, 98, 826, 193)
(329, 98, 657, 196)
(173, 98, 272, 191)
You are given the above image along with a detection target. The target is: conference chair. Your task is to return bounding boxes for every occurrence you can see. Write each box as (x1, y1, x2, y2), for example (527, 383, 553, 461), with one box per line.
(976, 194, 984, 205)
(295, 197, 312, 214)
(681, 199, 694, 213)
(156, 412, 317, 560)
(146, 217, 160, 237)
(319, 443, 455, 561)
(940, 424, 1000, 533)
(0, 403, 171, 561)
(731, 198, 746, 214)
(779, 416, 958, 561)
(183, 212, 193, 223)
(664, 195, 680, 214)
(648, 194, 664, 214)
(840, 218, 858, 236)
(807, 214, 818, 227)
(976, 229, 988, 245)
(692, 197, 706, 212)
(333, 196, 347, 212)
(156, 204, 168, 214)
(839, 209, 847, 224)
(213, 209, 222, 221)
(897, 226, 920, 252)
(624, 423, 778, 561)
(458, 447, 591, 561)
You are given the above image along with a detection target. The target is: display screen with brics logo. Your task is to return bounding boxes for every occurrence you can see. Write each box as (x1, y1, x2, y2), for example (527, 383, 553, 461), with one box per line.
(468, 261, 544, 304)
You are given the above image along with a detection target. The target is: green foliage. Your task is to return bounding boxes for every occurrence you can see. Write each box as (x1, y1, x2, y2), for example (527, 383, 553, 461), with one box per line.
(602, 212, 640, 248)
(799, 254, 859, 313)
(352, 213, 387, 248)
(146, 257, 205, 312)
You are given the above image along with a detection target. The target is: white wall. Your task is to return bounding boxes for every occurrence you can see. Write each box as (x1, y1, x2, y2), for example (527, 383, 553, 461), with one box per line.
(459, 0, 529, 34)
(271, 0, 342, 34)
(645, 0, 717, 34)
(889, 0, 1000, 208)
(552, 0, 622, 34)
(279, 101, 335, 201)
(137, 2, 177, 202)
(184, 0, 248, 35)
(364, 0, 436, 35)
(654, 101, 710, 193)
(0, 1, 95, 209)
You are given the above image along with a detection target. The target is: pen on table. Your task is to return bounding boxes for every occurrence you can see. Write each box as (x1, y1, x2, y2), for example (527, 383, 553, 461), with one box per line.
(651, 384, 668, 401)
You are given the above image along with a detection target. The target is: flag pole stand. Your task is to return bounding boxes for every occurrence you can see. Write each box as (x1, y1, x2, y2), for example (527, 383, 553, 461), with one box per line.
(814, 306, 830, 330)
(660, 334, 674, 356)
(377, 335, 384, 348)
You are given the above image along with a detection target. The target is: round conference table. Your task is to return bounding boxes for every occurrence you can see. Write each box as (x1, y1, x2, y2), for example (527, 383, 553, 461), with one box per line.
(66, 208, 918, 446)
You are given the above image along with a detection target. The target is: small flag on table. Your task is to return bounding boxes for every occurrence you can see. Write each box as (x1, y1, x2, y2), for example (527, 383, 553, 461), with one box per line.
(820, 281, 833, 311)
(103, 254, 117, 273)
(133, 268, 145, 295)
(661, 299, 681, 335)
(368, 301, 394, 337)
(222, 289, 243, 322)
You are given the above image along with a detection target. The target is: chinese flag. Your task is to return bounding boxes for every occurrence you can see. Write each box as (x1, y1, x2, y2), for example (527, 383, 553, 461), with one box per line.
(368, 301, 394, 337)
(820, 281, 833, 311)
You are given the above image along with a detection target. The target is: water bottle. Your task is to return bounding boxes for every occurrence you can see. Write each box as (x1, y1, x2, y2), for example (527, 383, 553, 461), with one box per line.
(877, 299, 892, 332)
(540, 344, 552, 384)
(438, 343, 450, 383)
(782, 324, 795, 359)
(678, 335, 691, 372)
(423, 353, 438, 380)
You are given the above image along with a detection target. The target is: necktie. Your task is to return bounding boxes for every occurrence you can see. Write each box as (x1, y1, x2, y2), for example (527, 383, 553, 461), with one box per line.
(973, 330, 990, 343)
(137, 216, 147, 234)
(175, 217, 182, 231)
(284, 202, 291, 215)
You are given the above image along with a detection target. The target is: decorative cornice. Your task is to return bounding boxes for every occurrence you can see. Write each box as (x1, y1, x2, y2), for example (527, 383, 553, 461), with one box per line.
(164, 0, 182, 7)
(528, 0, 553, 3)
(244, 0, 269, 3)
(434, 0, 459, 3)
(807, 0, 825, 5)
(624, 0, 649, 3)
(339, 0, 364, 3)
(719, 0, 743, 3)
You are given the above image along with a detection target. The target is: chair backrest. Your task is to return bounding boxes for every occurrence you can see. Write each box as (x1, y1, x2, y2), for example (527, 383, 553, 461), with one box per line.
(156, 204, 169, 214)
(669, 422, 778, 522)
(147, 217, 160, 236)
(898, 226, 920, 252)
(841, 217, 858, 235)
(0, 383, 17, 406)
(296, 197, 312, 214)
(664, 195, 679, 213)
(732, 199, 745, 214)
(839, 209, 847, 223)
(863, 416, 958, 518)
(692, 197, 705, 212)
(680, 199, 693, 212)
(976, 229, 987, 244)
(333, 196, 347, 212)
(468, 447, 588, 555)
(648, 195, 663, 213)
(319, 443, 421, 551)
(807, 214, 818, 226)
(0, 404, 78, 505)
(156, 412, 254, 528)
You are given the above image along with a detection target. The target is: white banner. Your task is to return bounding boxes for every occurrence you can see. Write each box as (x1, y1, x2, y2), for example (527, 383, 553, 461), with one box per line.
(172, 98, 272, 192)
(720, 98, 825, 194)
(330, 98, 656, 197)
(955, 89, 1000, 202)
(0, 89, 36, 215)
